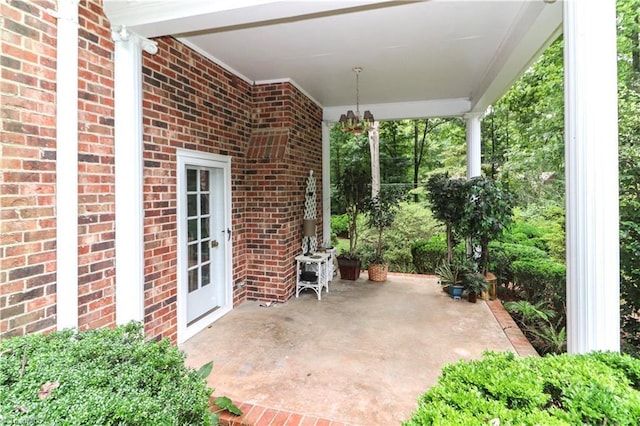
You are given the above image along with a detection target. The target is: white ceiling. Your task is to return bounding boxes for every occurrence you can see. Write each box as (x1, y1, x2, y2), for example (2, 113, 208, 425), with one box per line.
(103, 0, 563, 121)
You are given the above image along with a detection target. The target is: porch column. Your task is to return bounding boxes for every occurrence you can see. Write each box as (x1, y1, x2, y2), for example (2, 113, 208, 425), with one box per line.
(322, 121, 332, 247)
(464, 112, 482, 178)
(564, 0, 620, 353)
(111, 27, 158, 324)
(56, 0, 79, 331)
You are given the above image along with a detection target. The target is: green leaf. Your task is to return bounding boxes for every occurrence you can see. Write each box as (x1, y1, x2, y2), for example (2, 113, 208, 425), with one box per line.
(214, 396, 242, 415)
(197, 361, 214, 379)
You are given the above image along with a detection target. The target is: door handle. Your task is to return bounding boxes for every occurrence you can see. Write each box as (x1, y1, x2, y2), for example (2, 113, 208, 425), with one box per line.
(221, 228, 232, 241)
(210, 240, 219, 248)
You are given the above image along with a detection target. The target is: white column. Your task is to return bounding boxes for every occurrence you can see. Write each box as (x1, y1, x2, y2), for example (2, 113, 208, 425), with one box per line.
(369, 122, 380, 198)
(322, 121, 332, 247)
(564, 0, 619, 353)
(464, 113, 482, 178)
(56, 0, 80, 331)
(112, 27, 157, 324)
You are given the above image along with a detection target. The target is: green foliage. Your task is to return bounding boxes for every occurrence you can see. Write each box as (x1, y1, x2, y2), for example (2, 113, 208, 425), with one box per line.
(488, 241, 548, 287)
(0, 322, 233, 425)
(618, 16, 640, 354)
(330, 214, 349, 238)
(425, 173, 467, 263)
(364, 188, 406, 263)
(462, 176, 514, 274)
(357, 202, 439, 272)
(505, 300, 566, 354)
(335, 161, 371, 256)
(511, 258, 566, 310)
(463, 271, 488, 295)
(412, 234, 447, 274)
(404, 351, 640, 425)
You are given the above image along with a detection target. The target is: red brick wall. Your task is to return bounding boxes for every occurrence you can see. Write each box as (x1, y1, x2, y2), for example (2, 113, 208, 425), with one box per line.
(245, 84, 323, 301)
(140, 37, 255, 341)
(1, 0, 323, 342)
(1, 0, 59, 338)
(76, 1, 116, 331)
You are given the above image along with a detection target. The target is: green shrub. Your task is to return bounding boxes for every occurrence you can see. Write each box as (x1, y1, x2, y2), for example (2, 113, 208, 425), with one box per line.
(359, 202, 440, 273)
(330, 214, 350, 238)
(512, 258, 566, 309)
(503, 221, 548, 251)
(404, 351, 640, 425)
(0, 323, 216, 425)
(412, 234, 447, 274)
(488, 242, 548, 286)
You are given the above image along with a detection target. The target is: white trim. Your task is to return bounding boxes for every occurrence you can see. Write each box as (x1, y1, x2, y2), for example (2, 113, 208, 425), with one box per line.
(323, 98, 472, 122)
(254, 78, 323, 109)
(56, 0, 80, 331)
(564, 0, 620, 353)
(176, 149, 234, 344)
(177, 37, 326, 110)
(112, 29, 157, 325)
(176, 37, 254, 84)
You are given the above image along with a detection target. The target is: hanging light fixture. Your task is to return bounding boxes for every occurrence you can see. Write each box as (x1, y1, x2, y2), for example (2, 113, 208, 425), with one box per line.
(339, 67, 374, 136)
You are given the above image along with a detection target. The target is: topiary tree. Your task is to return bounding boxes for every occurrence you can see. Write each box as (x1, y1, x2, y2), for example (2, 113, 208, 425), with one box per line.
(335, 161, 371, 258)
(363, 187, 406, 265)
(461, 176, 514, 275)
(425, 173, 467, 263)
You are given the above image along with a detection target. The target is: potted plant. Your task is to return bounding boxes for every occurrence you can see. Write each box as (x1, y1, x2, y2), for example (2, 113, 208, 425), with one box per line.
(335, 161, 371, 280)
(463, 271, 488, 303)
(363, 188, 405, 282)
(435, 260, 465, 299)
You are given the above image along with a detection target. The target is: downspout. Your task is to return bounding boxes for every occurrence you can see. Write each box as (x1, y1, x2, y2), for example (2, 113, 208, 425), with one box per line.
(54, 0, 80, 330)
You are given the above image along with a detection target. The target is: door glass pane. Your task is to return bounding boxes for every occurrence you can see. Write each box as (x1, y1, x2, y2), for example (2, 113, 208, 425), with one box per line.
(201, 264, 210, 286)
(188, 268, 198, 292)
(187, 194, 197, 217)
(201, 241, 210, 262)
(188, 243, 198, 267)
(187, 169, 197, 191)
(200, 170, 209, 191)
(188, 219, 197, 242)
(201, 218, 209, 239)
(200, 194, 209, 215)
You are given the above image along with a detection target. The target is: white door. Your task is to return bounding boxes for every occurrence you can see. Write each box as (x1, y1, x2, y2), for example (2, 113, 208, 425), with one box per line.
(177, 151, 232, 342)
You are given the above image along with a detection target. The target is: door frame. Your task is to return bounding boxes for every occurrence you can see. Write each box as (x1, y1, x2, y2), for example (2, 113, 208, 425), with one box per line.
(176, 149, 233, 343)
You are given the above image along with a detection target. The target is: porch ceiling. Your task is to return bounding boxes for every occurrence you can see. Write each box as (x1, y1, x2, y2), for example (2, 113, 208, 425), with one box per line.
(103, 0, 562, 121)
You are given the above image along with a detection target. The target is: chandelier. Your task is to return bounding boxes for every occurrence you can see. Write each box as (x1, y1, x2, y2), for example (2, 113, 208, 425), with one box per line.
(339, 67, 374, 136)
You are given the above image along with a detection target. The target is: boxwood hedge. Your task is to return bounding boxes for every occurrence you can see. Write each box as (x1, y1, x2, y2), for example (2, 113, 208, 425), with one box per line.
(0, 323, 214, 425)
(404, 351, 640, 425)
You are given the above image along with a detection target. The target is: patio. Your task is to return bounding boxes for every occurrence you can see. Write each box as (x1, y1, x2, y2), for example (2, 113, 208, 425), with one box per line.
(181, 273, 536, 425)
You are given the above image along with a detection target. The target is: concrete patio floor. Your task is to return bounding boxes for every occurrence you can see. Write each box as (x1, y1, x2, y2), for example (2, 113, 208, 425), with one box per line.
(181, 273, 535, 425)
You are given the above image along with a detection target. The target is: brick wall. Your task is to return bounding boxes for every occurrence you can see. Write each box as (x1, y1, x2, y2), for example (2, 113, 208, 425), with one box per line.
(1, 0, 59, 337)
(76, 0, 116, 331)
(140, 37, 255, 341)
(1, 0, 324, 342)
(245, 84, 323, 301)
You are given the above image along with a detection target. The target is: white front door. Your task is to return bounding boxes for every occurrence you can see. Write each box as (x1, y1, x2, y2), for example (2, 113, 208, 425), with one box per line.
(177, 150, 232, 343)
